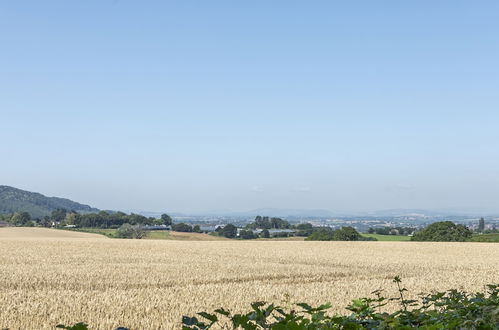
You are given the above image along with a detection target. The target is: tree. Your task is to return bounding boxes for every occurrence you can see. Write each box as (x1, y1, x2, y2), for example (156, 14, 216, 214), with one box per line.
(295, 223, 314, 236)
(193, 225, 201, 233)
(116, 224, 147, 239)
(51, 209, 67, 222)
(171, 223, 193, 232)
(306, 227, 362, 241)
(64, 212, 79, 226)
(411, 221, 472, 242)
(10, 212, 31, 226)
(161, 214, 173, 226)
(239, 229, 256, 239)
(333, 226, 361, 241)
(306, 228, 335, 241)
(478, 218, 485, 233)
(260, 229, 270, 238)
(295, 223, 313, 230)
(40, 216, 52, 227)
(270, 217, 290, 229)
(220, 224, 237, 238)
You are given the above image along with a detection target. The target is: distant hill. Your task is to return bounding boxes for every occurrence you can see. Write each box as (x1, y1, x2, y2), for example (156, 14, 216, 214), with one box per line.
(0, 185, 99, 218)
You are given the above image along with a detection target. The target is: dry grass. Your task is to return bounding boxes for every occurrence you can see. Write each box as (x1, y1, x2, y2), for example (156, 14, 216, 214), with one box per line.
(0, 227, 498, 329)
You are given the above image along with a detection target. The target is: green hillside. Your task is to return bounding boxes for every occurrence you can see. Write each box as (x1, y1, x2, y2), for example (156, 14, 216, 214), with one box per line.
(0, 185, 99, 218)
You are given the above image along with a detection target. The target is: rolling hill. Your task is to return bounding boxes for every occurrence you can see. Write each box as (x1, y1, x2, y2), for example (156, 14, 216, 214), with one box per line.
(0, 185, 99, 218)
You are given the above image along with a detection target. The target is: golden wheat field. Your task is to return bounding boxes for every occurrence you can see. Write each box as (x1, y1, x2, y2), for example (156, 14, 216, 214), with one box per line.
(0, 228, 498, 329)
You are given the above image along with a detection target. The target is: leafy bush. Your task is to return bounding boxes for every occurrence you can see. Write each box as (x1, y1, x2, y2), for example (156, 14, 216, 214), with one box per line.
(182, 277, 499, 329)
(260, 229, 270, 238)
(219, 224, 238, 238)
(411, 221, 472, 242)
(116, 224, 147, 239)
(239, 229, 257, 239)
(306, 226, 375, 241)
(172, 223, 193, 232)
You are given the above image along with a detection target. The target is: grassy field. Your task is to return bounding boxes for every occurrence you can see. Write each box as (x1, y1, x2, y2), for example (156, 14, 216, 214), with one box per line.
(470, 233, 499, 242)
(61, 227, 117, 237)
(0, 227, 498, 329)
(361, 233, 411, 241)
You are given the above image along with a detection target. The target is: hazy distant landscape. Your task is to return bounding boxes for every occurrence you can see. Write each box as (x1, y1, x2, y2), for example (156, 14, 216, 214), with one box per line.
(1, 185, 498, 328)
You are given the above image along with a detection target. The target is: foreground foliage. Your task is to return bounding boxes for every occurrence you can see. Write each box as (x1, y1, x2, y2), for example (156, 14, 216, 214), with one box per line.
(181, 278, 499, 329)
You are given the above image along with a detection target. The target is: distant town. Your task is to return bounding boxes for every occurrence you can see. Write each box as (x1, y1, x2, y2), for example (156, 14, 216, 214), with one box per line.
(169, 214, 499, 234)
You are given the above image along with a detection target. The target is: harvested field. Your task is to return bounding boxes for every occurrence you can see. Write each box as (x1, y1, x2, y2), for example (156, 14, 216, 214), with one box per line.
(0, 228, 498, 329)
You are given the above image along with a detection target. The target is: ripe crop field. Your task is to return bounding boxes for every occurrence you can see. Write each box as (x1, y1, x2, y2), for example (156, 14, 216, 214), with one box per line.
(0, 228, 498, 329)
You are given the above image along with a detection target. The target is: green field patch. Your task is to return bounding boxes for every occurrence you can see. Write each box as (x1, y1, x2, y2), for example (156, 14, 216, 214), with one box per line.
(362, 233, 411, 241)
(470, 233, 499, 242)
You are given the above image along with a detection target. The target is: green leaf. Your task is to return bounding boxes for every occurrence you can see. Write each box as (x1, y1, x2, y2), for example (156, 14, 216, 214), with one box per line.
(197, 312, 218, 323)
(214, 308, 230, 316)
(296, 303, 313, 311)
(182, 316, 199, 326)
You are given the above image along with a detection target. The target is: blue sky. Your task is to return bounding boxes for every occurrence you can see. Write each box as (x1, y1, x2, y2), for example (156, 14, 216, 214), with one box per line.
(1, 1, 498, 213)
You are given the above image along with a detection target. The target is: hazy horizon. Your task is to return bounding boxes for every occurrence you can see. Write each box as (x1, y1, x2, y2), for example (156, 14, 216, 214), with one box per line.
(2, 1, 499, 213)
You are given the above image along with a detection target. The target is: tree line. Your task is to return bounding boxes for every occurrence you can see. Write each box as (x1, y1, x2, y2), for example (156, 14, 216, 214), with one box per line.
(367, 226, 416, 236)
(1, 210, 495, 242)
(0, 209, 174, 228)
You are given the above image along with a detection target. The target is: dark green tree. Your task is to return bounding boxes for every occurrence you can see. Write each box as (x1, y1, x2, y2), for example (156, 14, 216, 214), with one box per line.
(478, 218, 485, 233)
(306, 227, 363, 241)
(306, 228, 335, 241)
(260, 229, 270, 238)
(51, 208, 67, 222)
(161, 213, 173, 226)
(220, 224, 237, 238)
(171, 223, 193, 232)
(411, 221, 472, 242)
(333, 226, 360, 241)
(10, 212, 31, 226)
(239, 229, 256, 239)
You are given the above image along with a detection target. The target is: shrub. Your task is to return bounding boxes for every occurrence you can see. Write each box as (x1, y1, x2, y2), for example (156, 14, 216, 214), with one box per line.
(220, 224, 237, 238)
(172, 223, 193, 232)
(116, 224, 147, 239)
(239, 229, 256, 239)
(182, 277, 499, 329)
(306, 226, 365, 241)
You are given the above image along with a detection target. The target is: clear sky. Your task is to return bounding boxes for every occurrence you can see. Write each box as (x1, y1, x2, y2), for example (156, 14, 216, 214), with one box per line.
(1, 1, 498, 214)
